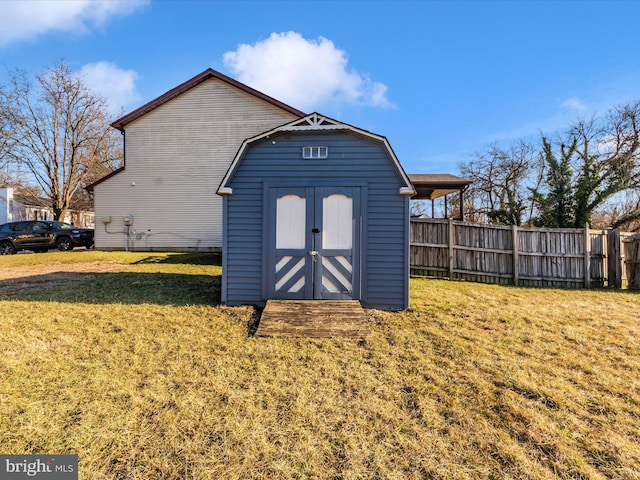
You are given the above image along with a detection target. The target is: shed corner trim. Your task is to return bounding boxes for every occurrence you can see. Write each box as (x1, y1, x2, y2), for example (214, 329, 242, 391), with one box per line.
(218, 187, 233, 195)
(399, 186, 416, 196)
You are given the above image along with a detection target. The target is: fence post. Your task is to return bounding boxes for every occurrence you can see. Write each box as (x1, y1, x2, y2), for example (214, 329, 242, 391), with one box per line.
(584, 226, 591, 288)
(607, 229, 621, 288)
(448, 218, 454, 280)
(512, 224, 519, 286)
(602, 229, 608, 287)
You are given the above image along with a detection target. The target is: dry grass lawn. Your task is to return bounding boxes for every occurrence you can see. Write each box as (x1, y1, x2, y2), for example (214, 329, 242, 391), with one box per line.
(0, 251, 638, 479)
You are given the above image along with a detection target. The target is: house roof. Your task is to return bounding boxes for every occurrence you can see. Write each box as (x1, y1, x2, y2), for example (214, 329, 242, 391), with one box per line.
(87, 69, 306, 193)
(111, 68, 306, 131)
(11, 192, 92, 213)
(85, 166, 125, 193)
(217, 112, 416, 196)
(13, 193, 50, 208)
(408, 173, 471, 200)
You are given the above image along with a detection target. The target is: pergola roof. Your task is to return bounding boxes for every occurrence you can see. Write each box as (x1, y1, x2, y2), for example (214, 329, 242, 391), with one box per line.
(408, 174, 471, 200)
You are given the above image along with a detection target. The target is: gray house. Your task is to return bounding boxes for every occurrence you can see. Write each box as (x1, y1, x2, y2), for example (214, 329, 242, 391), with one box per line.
(217, 113, 415, 311)
(88, 68, 303, 251)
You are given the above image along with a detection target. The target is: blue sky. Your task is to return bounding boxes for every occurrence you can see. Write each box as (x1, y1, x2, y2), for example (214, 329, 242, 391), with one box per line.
(1, 0, 639, 175)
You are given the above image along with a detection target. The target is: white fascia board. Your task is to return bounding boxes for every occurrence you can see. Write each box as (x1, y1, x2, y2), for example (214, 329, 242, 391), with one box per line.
(217, 143, 250, 195)
(379, 138, 416, 195)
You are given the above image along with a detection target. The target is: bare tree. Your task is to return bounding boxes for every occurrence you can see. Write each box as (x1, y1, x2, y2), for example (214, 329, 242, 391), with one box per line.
(410, 200, 430, 217)
(588, 101, 640, 227)
(460, 141, 541, 225)
(1, 62, 122, 220)
(607, 190, 640, 231)
(0, 87, 16, 172)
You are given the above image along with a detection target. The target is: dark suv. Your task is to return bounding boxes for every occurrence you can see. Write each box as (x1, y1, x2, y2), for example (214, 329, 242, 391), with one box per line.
(0, 220, 94, 255)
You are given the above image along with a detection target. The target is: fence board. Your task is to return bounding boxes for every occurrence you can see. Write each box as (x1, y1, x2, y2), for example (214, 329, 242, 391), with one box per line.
(410, 219, 622, 288)
(623, 234, 640, 289)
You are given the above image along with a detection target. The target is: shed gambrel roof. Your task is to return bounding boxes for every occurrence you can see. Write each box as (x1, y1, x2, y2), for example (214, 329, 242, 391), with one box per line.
(217, 113, 416, 196)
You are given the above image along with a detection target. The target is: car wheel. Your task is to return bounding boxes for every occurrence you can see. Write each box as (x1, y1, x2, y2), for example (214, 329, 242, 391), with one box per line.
(56, 236, 73, 251)
(0, 241, 17, 255)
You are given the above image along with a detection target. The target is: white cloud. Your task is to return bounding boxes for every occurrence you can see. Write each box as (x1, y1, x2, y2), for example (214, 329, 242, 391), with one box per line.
(78, 61, 140, 115)
(0, 0, 147, 46)
(223, 31, 394, 111)
(561, 97, 587, 111)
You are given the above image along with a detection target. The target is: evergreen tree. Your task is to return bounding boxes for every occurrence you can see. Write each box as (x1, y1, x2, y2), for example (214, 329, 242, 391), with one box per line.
(534, 138, 576, 227)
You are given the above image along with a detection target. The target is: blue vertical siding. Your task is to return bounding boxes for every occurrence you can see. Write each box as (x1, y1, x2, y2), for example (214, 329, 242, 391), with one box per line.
(224, 131, 409, 310)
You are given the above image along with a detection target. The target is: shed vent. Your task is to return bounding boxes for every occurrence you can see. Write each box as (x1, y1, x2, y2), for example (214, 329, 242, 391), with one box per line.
(302, 146, 328, 159)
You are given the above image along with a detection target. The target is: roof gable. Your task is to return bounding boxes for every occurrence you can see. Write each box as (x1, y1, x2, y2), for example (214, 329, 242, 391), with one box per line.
(85, 166, 124, 193)
(88, 68, 306, 191)
(111, 68, 306, 131)
(218, 113, 416, 196)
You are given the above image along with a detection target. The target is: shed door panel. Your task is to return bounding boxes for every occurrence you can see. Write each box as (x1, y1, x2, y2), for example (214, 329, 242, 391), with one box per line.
(272, 188, 313, 299)
(316, 188, 357, 299)
(268, 186, 360, 300)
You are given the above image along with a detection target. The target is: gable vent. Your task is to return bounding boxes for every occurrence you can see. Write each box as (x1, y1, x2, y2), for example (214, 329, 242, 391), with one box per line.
(302, 146, 328, 159)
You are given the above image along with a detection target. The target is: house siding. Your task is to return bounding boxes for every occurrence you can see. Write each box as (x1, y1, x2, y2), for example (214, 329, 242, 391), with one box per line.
(224, 131, 409, 310)
(93, 78, 299, 251)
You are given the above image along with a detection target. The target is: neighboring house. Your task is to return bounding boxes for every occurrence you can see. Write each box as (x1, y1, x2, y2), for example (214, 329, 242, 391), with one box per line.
(0, 187, 95, 227)
(0, 188, 21, 224)
(87, 68, 304, 251)
(217, 113, 415, 311)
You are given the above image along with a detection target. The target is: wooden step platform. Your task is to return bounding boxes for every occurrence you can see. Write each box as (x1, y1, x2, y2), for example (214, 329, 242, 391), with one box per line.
(255, 300, 370, 339)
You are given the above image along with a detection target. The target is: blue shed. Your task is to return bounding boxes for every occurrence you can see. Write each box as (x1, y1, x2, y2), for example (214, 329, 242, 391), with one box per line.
(217, 113, 416, 311)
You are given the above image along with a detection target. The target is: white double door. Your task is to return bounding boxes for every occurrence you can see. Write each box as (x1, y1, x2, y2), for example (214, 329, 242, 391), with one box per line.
(269, 186, 360, 300)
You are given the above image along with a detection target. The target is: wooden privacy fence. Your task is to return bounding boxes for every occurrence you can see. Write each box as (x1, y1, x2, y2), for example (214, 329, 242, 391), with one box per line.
(410, 218, 638, 289)
(613, 231, 640, 289)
